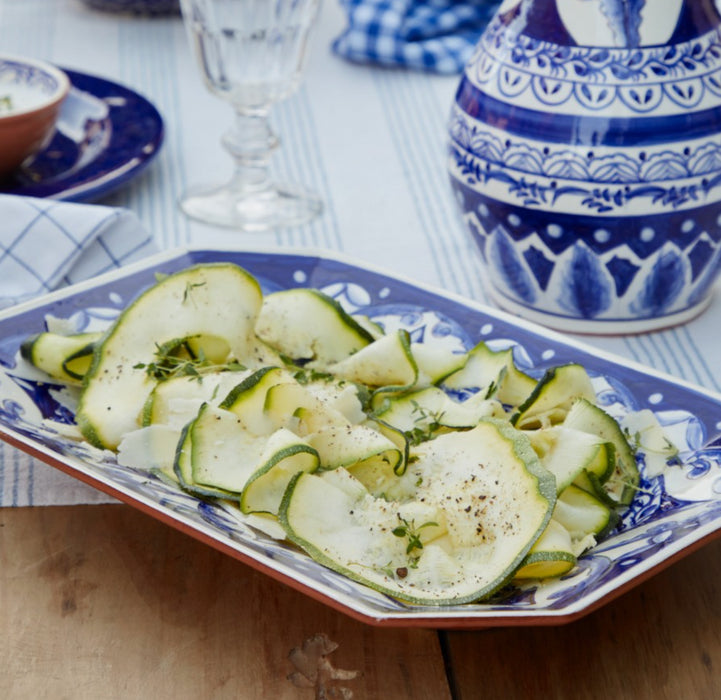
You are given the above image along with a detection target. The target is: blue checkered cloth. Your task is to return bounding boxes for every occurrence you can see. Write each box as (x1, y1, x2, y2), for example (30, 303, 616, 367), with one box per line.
(332, 0, 500, 74)
(0, 195, 156, 309)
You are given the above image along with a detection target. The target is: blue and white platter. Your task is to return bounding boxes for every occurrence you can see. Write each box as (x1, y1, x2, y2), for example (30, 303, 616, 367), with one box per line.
(0, 68, 163, 202)
(1, 247, 721, 628)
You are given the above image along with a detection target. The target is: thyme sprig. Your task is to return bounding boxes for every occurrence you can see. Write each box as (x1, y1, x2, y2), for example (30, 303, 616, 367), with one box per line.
(293, 367, 335, 385)
(403, 400, 446, 445)
(134, 340, 244, 381)
(392, 514, 438, 569)
(623, 426, 680, 464)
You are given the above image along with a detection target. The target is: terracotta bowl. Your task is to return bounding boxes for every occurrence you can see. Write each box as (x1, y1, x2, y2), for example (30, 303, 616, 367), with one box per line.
(0, 55, 70, 178)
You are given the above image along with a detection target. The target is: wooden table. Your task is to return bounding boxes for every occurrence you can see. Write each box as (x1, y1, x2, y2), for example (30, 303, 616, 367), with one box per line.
(1, 504, 720, 699)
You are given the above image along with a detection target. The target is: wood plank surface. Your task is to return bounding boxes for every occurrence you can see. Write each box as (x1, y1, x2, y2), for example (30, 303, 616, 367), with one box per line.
(444, 536, 721, 700)
(4, 504, 721, 700)
(0, 505, 451, 700)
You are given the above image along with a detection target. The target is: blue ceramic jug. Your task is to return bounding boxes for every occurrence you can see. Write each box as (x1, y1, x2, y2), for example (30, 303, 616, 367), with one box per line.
(448, 0, 721, 333)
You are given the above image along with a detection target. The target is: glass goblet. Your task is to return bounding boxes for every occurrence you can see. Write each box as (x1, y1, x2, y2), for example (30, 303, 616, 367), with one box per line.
(179, 0, 323, 231)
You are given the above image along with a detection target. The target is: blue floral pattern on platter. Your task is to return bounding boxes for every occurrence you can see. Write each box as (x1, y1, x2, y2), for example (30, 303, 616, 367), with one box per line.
(448, 0, 721, 331)
(1, 247, 721, 627)
(0, 69, 164, 202)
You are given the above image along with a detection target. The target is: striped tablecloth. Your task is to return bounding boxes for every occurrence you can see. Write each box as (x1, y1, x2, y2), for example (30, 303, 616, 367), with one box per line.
(1, 0, 720, 505)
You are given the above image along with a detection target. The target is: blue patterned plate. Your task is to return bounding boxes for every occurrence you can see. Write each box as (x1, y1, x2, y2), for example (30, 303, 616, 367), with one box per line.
(1, 247, 720, 628)
(0, 69, 163, 201)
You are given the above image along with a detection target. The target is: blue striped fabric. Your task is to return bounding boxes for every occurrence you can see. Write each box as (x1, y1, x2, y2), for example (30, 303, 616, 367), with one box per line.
(332, 0, 501, 74)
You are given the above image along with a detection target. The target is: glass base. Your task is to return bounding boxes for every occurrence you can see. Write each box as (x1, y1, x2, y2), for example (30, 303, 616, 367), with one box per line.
(180, 181, 323, 231)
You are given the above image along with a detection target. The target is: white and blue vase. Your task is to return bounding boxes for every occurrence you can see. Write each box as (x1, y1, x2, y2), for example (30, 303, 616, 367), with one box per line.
(448, 0, 721, 333)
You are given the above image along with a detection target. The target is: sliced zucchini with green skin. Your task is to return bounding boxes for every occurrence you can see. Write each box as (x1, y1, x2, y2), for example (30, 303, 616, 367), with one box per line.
(279, 420, 556, 604)
(255, 288, 375, 365)
(525, 426, 615, 495)
(364, 417, 410, 476)
(512, 363, 596, 430)
(577, 470, 621, 510)
(142, 369, 252, 428)
(328, 330, 417, 390)
(410, 342, 466, 386)
(189, 404, 318, 506)
(302, 379, 366, 425)
(514, 550, 576, 579)
(21, 331, 102, 384)
(554, 484, 618, 540)
(278, 390, 407, 488)
(443, 342, 536, 407)
(305, 423, 400, 470)
(563, 398, 638, 506)
(77, 263, 263, 449)
(371, 385, 505, 441)
(184, 335, 231, 364)
(514, 519, 577, 580)
(220, 366, 296, 434)
(190, 404, 277, 492)
(174, 420, 238, 500)
(220, 366, 291, 409)
(62, 336, 103, 382)
(240, 441, 319, 516)
(351, 314, 385, 340)
(220, 367, 358, 436)
(264, 380, 350, 435)
(305, 422, 404, 491)
(149, 336, 204, 367)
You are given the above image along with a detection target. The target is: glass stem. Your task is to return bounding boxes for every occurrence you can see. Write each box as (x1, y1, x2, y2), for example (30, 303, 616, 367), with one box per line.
(222, 108, 279, 194)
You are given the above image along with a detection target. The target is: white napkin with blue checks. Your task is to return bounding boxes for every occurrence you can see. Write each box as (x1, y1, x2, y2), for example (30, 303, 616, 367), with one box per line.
(0, 194, 156, 507)
(0, 194, 156, 309)
(332, 0, 500, 74)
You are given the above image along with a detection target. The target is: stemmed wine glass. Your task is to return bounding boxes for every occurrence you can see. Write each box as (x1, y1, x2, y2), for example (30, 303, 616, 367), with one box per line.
(179, 0, 323, 231)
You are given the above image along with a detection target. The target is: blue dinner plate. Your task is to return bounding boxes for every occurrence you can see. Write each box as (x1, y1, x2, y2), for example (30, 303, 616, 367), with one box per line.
(0, 68, 164, 201)
(1, 247, 720, 628)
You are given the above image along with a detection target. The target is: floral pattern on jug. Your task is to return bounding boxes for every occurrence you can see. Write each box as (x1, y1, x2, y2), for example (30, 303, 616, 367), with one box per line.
(448, 0, 721, 332)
